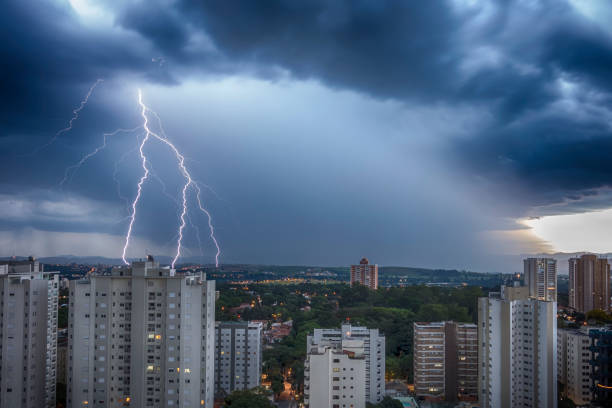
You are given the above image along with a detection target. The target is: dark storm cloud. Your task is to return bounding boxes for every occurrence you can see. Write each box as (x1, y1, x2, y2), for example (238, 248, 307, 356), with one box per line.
(158, 0, 612, 213)
(176, 0, 462, 101)
(0, 0, 181, 138)
(3, 0, 612, 265)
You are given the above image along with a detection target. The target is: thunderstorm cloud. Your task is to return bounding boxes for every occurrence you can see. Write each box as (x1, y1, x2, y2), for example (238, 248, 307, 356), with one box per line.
(2, 0, 612, 271)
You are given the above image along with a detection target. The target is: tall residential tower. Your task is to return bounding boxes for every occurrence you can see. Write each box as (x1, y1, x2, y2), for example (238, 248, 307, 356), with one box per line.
(350, 258, 378, 290)
(478, 285, 557, 408)
(0, 258, 59, 408)
(524, 257, 557, 301)
(569, 254, 610, 313)
(67, 257, 216, 408)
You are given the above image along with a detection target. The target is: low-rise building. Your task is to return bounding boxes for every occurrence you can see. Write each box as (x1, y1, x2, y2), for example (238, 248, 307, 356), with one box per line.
(413, 321, 478, 402)
(558, 328, 593, 406)
(305, 324, 385, 404)
(305, 340, 367, 408)
(590, 327, 612, 405)
(214, 321, 263, 395)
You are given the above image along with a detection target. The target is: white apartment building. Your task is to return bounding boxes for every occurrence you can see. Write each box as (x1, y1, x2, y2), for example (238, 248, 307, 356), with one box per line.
(214, 321, 263, 395)
(305, 339, 367, 408)
(67, 257, 215, 408)
(478, 285, 557, 408)
(558, 329, 593, 406)
(524, 258, 557, 301)
(305, 324, 385, 404)
(0, 258, 59, 408)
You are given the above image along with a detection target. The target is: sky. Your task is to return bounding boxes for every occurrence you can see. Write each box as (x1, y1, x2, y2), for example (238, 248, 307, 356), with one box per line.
(2, 0, 612, 272)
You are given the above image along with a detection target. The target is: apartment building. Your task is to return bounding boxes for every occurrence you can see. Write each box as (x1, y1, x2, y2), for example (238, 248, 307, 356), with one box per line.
(305, 339, 367, 408)
(569, 254, 610, 313)
(350, 258, 378, 290)
(478, 285, 557, 408)
(558, 329, 593, 406)
(305, 324, 385, 404)
(214, 321, 263, 395)
(67, 257, 215, 408)
(0, 258, 59, 408)
(413, 321, 478, 402)
(524, 258, 557, 301)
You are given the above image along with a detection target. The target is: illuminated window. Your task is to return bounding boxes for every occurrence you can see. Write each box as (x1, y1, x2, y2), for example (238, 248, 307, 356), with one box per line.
(147, 365, 154, 372)
(185, 368, 191, 373)
(155, 334, 162, 340)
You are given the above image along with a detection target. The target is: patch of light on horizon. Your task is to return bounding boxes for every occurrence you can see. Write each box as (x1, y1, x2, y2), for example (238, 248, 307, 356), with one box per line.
(523, 208, 612, 253)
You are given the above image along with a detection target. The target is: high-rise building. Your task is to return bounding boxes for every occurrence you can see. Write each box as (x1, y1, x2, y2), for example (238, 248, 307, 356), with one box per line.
(67, 257, 216, 408)
(304, 337, 367, 408)
(0, 258, 59, 408)
(589, 328, 612, 406)
(413, 321, 478, 402)
(214, 321, 263, 395)
(478, 285, 557, 408)
(305, 324, 385, 404)
(350, 258, 378, 289)
(557, 328, 593, 406)
(569, 254, 610, 313)
(524, 257, 557, 301)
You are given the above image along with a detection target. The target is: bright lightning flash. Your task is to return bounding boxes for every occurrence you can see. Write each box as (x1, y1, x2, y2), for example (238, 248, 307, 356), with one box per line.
(121, 89, 220, 268)
(30, 79, 103, 155)
(60, 127, 140, 186)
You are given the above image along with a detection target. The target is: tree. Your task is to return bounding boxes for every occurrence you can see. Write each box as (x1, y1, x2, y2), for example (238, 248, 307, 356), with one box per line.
(366, 396, 404, 408)
(223, 389, 275, 408)
(586, 309, 612, 323)
(270, 374, 284, 396)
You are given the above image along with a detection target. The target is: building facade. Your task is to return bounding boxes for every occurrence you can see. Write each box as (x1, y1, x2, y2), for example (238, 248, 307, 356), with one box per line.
(350, 258, 378, 290)
(304, 340, 367, 408)
(305, 324, 385, 404)
(214, 321, 263, 395)
(67, 258, 216, 408)
(558, 329, 593, 406)
(524, 258, 557, 301)
(413, 321, 478, 402)
(569, 254, 610, 313)
(0, 258, 59, 408)
(478, 285, 557, 408)
(589, 328, 612, 406)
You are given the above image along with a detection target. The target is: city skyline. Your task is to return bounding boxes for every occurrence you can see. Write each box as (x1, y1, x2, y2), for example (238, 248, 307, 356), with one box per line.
(3, 1, 612, 272)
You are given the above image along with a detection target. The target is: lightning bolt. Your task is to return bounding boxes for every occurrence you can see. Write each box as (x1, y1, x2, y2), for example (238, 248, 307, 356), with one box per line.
(194, 183, 221, 267)
(148, 109, 220, 266)
(59, 127, 140, 186)
(149, 167, 205, 260)
(121, 105, 151, 265)
(121, 89, 221, 268)
(29, 79, 103, 155)
(113, 143, 140, 216)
